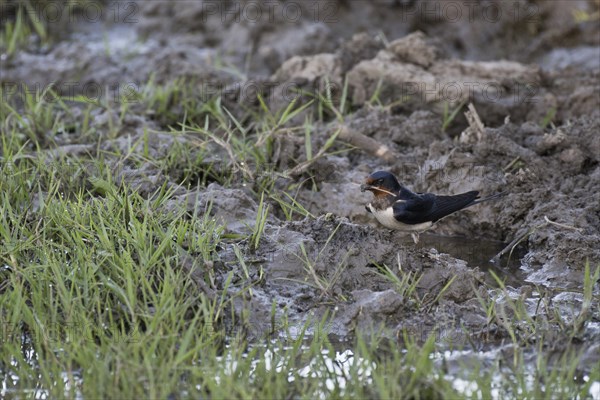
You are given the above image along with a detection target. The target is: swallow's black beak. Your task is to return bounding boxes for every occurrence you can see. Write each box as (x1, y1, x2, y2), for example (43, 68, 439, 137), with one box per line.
(360, 184, 372, 192)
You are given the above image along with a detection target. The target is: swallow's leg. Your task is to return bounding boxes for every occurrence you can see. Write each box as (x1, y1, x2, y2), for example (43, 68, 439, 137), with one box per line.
(411, 232, 420, 244)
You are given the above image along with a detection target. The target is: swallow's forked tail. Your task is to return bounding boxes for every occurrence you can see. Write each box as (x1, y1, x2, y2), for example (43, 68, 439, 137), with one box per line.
(472, 191, 508, 206)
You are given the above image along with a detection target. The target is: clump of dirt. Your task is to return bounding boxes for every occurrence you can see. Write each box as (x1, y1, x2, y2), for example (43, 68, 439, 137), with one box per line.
(270, 31, 587, 129)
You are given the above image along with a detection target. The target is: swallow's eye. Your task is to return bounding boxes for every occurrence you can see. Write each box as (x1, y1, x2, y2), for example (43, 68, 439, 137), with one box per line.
(377, 179, 384, 185)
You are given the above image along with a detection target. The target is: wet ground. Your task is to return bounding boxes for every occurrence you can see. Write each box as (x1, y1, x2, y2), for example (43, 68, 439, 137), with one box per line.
(1, 0, 600, 392)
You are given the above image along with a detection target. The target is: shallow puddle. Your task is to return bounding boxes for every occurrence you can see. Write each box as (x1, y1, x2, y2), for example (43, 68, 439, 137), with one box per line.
(415, 234, 528, 287)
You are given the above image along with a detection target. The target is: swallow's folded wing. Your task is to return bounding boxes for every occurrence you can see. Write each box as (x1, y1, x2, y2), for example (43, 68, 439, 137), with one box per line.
(394, 191, 480, 224)
(393, 193, 436, 224)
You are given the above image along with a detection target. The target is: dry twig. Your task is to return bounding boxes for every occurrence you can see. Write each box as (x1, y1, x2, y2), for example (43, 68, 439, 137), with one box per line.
(460, 102, 486, 143)
(338, 124, 397, 163)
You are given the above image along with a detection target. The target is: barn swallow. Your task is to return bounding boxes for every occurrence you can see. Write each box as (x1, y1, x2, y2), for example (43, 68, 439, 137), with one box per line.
(361, 171, 505, 243)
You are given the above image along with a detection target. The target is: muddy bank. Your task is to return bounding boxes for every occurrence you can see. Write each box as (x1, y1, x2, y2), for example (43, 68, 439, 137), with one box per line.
(1, 1, 599, 358)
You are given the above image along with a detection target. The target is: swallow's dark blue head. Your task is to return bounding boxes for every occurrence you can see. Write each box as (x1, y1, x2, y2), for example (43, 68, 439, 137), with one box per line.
(360, 171, 401, 197)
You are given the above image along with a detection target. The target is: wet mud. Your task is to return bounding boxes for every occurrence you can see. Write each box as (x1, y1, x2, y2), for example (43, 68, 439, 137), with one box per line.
(2, 0, 599, 365)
